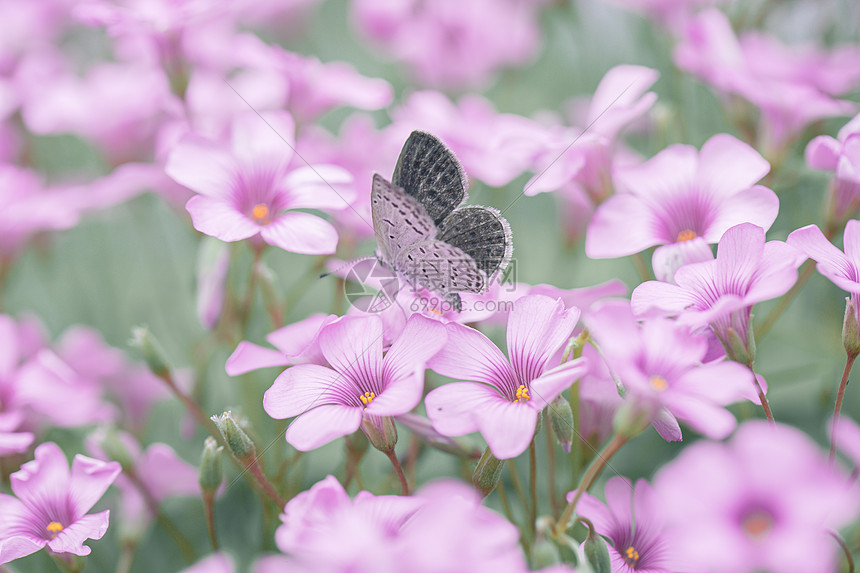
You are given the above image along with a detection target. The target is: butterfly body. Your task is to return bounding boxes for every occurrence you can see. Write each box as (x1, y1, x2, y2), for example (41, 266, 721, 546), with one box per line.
(370, 131, 512, 312)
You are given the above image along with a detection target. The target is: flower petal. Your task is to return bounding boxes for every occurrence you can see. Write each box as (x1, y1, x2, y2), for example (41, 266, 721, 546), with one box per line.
(165, 135, 236, 197)
(805, 135, 841, 171)
(475, 401, 539, 459)
(787, 224, 856, 289)
(225, 341, 291, 376)
(260, 211, 338, 255)
(585, 193, 664, 258)
(10, 442, 70, 507)
(46, 510, 110, 556)
(318, 315, 383, 392)
(285, 405, 362, 451)
(507, 295, 578, 383)
(69, 455, 120, 517)
(631, 280, 698, 316)
(231, 110, 295, 167)
(264, 364, 346, 419)
(428, 322, 516, 391)
(529, 358, 588, 410)
(425, 382, 497, 437)
(186, 196, 261, 242)
(382, 314, 448, 385)
(704, 185, 779, 242)
(697, 134, 770, 196)
(0, 533, 46, 564)
(283, 165, 354, 210)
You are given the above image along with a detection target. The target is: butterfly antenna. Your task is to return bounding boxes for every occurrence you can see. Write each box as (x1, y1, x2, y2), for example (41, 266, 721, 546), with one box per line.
(319, 255, 377, 279)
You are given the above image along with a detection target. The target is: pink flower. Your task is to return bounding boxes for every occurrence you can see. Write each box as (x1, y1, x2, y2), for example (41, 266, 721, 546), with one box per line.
(263, 314, 447, 451)
(426, 295, 588, 459)
(352, 0, 544, 89)
(602, 0, 729, 31)
(632, 223, 805, 365)
(654, 421, 860, 573)
(0, 442, 120, 563)
(572, 477, 680, 573)
(587, 134, 776, 281)
(806, 113, 860, 225)
(166, 110, 352, 254)
(674, 9, 859, 155)
(585, 300, 753, 440)
(181, 552, 235, 573)
(226, 313, 336, 376)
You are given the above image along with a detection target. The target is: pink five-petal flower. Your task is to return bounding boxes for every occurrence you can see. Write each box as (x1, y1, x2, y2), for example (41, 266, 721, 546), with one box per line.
(226, 313, 336, 376)
(572, 477, 681, 573)
(587, 133, 777, 281)
(654, 421, 860, 573)
(425, 294, 588, 459)
(632, 223, 805, 366)
(263, 314, 447, 451)
(166, 110, 352, 255)
(806, 113, 860, 226)
(0, 442, 120, 564)
(585, 300, 752, 440)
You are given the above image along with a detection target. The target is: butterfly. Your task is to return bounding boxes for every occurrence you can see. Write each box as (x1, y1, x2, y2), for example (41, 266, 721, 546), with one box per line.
(371, 131, 513, 312)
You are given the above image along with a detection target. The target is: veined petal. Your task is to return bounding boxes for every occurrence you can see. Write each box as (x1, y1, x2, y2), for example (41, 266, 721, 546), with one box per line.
(631, 280, 698, 316)
(382, 314, 447, 386)
(283, 166, 354, 210)
(697, 134, 770, 196)
(664, 394, 737, 439)
(10, 442, 70, 507)
(165, 135, 236, 197)
(574, 490, 617, 538)
(652, 408, 682, 442)
(425, 382, 499, 437)
(704, 185, 779, 242)
(285, 405, 362, 451)
(787, 224, 856, 286)
(842, 219, 860, 265)
(428, 322, 516, 393)
(604, 476, 635, 526)
(260, 211, 338, 255)
(225, 341, 291, 376)
(266, 313, 336, 365)
(231, 110, 295, 167)
(613, 144, 697, 200)
(264, 364, 347, 419)
(319, 316, 383, 393)
(0, 534, 46, 564)
(529, 358, 588, 410)
(743, 241, 805, 304)
(186, 196, 260, 242)
(364, 366, 424, 417)
(46, 510, 110, 556)
(475, 400, 539, 459)
(585, 300, 643, 364)
(69, 455, 120, 517)
(507, 295, 578, 384)
(586, 194, 664, 258)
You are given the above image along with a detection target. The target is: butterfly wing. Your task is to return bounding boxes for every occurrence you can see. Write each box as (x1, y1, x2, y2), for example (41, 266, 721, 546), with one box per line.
(437, 206, 513, 284)
(392, 131, 467, 226)
(370, 173, 436, 265)
(393, 239, 486, 312)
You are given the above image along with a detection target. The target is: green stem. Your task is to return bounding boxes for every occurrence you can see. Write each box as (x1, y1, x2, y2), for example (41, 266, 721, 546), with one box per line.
(203, 491, 219, 550)
(554, 433, 627, 538)
(756, 260, 816, 340)
(528, 440, 538, 545)
(507, 458, 528, 516)
(830, 353, 857, 461)
(829, 530, 855, 573)
(245, 456, 287, 507)
(385, 450, 409, 495)
(545, 419, 560, 516)
(496, 479, 516, 526)
(114, 540, 137, 573)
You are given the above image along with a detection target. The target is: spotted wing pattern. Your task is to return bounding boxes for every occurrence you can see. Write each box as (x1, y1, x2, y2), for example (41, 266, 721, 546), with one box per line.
(393, 239, 486, 312)
(437, 205, 513, 282)
(370, 173, 435, 265)
(392, 131, 467, 226)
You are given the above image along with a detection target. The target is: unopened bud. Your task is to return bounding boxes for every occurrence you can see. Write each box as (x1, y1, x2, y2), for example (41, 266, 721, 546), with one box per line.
(361, 415, 398, 454)
(725, 316, 755, 366)
(843, 297, 860, 358)
(199, 437, 223, 494)
(129, 326, 170, 378)
(548, 395, 575, 452)
(582, 518, 611, 573)
(211, 411, 256, 461)
(472, 447, 504, 497)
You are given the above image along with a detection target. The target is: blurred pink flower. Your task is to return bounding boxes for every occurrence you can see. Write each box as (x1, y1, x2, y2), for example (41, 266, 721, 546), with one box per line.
(654, 421, 860, 573)
(226, 313, 336, 376)
(166, 110, 352, 254)
(586, 133, 777, 281)
(632, 223, 805, 367)
(572, 477, 680, 573)
(602, 0, 729, 31)
(806, 113, 860, 225)
(585, 300, 752, 440)
(263, 314, 446, 451)
(181, 552, 236, 573)
(675, 9, 859, 155)
(830, 415, 860, 469)
(426, 295, 587, 459)
(352, 0, 544, 88)
(390, 90, 548, 188)
(195, 238, 230, 330)
(0, 442, 120, 564)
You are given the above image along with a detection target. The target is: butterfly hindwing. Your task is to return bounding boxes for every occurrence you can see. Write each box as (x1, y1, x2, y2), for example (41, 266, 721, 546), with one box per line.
(393, 239, 486, 312)
(437, 205, 512, 282)
(370, 173, 436, 264)
(392, 131, 467, 226)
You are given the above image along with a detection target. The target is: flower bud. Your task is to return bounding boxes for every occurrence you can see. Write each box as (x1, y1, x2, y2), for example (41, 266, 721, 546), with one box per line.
(361, 415, 398, 454)
(582, 518, 611, 573)
(199, 437, 224, 494)
(612, 397, 653, 439)
(548, 395, 575, 453)
(211, 411, 256, 461)
(843, 297, 860, 358)
(129, 326, 170, 378)
(472, 447, 504, 497)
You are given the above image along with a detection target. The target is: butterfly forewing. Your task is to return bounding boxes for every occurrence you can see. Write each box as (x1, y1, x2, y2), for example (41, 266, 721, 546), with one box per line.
(437, 206, 512, 282)
(371, 173, 436, 264)
(392, 131, 467, 226)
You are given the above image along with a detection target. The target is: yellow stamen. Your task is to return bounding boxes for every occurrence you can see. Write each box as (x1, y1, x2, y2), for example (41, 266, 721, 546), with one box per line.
(743, 511, 772, 540)
(677, 229, 697, 242)
(624, 546, 640, 562)
(359, 391, 376, 406)
(47, 521, 63, 535)
(251, 203, 270, 224)
(650, 375, 668, 392)
(513, 384, 531, 403)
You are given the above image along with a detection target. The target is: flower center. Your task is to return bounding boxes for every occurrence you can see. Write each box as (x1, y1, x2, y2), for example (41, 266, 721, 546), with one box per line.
(742, 510, 773, 541)
(623, 545, 640, 566)
(251, 203, 271, 224)
(676, 229, 697, 242)
(513, 384, 531, 403)
(359, 391, 376, 406)
(650, 375, 668, 392)
(47, 521, 63, 536)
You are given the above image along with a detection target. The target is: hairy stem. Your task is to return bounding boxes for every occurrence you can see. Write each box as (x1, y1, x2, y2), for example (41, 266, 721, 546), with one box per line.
(830, 353, 857, 461)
